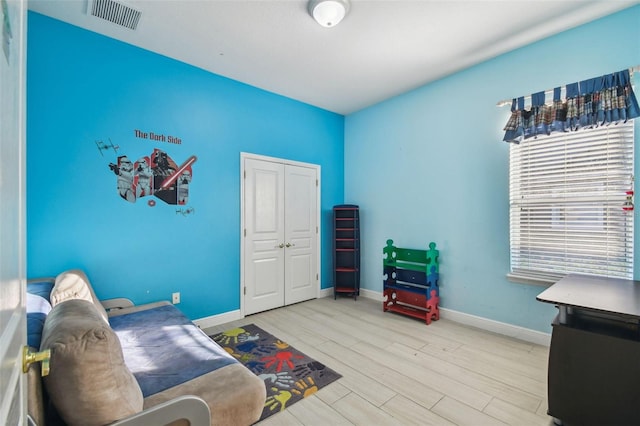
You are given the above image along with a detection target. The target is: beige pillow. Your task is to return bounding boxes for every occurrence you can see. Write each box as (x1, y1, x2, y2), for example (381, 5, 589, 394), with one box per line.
(41, 299, 143, 426)
(51, 269, 109, 322)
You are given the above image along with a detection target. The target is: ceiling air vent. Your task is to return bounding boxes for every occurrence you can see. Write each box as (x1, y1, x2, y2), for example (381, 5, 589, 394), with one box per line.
(87, 0, 141, 30)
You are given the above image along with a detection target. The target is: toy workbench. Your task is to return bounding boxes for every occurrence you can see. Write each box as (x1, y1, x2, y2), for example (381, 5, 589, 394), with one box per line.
(382, 239, 440, 324)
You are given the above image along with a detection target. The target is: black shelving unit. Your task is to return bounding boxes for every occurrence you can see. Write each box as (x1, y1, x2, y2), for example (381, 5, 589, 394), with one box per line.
(333, 205, 360, 299)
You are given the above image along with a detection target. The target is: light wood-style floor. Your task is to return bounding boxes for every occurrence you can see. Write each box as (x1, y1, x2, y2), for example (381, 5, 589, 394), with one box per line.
(204, 296, 554, 426)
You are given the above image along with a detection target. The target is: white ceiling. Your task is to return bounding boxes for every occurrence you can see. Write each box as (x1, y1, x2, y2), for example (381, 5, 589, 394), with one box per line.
(28, 0, 639, 115)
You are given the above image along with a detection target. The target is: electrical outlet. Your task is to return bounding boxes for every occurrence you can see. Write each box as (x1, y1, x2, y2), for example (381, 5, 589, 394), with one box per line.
(172, 292, 180, 304)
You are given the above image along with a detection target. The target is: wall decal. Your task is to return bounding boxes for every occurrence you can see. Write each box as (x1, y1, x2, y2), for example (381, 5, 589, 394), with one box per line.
(151, 150, 196, 205)
(176, 207, 195, 216)
(99, 138, 197, 208)
(95, 139, 120, 156)
(134, 129, 182, 145)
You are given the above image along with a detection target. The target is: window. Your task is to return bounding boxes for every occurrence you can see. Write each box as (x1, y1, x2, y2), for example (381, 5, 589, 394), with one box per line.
(509, 121, 634, 284)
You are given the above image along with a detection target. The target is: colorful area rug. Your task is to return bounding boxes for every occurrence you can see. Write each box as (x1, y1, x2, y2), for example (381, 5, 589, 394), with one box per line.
(210, 323, 341, 422)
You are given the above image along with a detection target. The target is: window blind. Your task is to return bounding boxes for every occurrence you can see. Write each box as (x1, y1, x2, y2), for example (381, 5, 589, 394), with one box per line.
(509, 121, 634, 282)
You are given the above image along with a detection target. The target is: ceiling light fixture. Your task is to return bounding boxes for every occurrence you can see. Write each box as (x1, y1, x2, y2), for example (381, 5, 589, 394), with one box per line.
(308, 0, 350, 28)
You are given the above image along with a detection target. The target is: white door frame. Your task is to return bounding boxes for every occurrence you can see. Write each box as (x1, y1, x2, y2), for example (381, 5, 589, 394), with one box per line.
(240, 152, 321, 317)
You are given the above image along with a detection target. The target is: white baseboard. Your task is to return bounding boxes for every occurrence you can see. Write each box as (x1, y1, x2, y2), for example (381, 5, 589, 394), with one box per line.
(195, 286, 339, 328)
(358, 287, 382, 301)
(438, 307, 551, 347)
(194, 309, 242, 330)
(318, 287, 380, 300)
(319, 287, 333, 298)
(195, 289, 551, 347)
(357, 289, 551, 347)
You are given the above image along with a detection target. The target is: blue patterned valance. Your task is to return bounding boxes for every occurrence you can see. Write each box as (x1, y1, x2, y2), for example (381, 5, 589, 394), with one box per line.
(503, 69, 639, 143)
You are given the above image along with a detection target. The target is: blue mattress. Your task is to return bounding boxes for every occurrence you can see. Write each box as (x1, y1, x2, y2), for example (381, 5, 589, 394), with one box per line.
(27, 280, 54, 349)
(109, 304, 238, 397)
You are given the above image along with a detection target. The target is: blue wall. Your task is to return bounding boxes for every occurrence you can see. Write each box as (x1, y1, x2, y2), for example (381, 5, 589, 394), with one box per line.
(345, 6, 640, 333)
(26, 12, 344, 320)
(27, 7, 640, 333)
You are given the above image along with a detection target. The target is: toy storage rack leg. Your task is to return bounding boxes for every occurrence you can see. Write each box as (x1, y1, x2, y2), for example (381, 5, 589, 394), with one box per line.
(382, 239, 440, 325)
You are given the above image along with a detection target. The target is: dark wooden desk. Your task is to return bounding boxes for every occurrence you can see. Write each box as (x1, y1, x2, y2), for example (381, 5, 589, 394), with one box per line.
(537, 274, 640, 425)
(537, 274, 640, 322)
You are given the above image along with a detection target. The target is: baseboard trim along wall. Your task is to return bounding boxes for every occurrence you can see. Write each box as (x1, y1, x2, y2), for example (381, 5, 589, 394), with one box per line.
(319, 287, 333, 298)
(348, 288, 551, 347)
(194, 309, 243, 330)
(196, 288, 551, 347)
(438, 307, 551, 347)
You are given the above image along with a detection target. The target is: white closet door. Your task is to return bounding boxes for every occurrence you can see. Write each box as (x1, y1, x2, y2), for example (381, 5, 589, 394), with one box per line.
(243, 155, 319, 315)
(244, 158, 285, 315)
(284, 164, 317, 305)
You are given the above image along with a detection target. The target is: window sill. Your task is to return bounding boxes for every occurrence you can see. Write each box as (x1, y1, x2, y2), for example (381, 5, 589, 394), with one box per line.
(506, 272, 563, 287)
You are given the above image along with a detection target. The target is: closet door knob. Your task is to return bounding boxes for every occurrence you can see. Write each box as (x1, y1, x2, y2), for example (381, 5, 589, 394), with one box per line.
(285, 243, 295, 248)
(277, 243, 285, 248)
